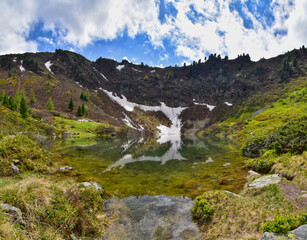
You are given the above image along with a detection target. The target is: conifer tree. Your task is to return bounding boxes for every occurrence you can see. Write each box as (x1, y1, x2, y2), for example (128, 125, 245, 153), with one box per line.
(8, 96, 17, 111)
(80, 92, 84, 100)
(0, 90, 6, 102)
(46, 97, 55, 111)
(69, 98, 74, 111)
(30, 89, 37, 104)
(77, 106, 82, 116)
(2, 94, 8, 106)
(20, 96, 28, 118)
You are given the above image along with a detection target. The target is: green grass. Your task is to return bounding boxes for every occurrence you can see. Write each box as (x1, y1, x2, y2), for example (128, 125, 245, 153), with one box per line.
(192, 185, 305, 240)
(0, 174, 109, 239)
(53, 116, 119, 138)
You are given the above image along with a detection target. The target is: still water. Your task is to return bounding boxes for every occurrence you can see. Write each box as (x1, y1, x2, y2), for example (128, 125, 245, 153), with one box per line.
(57, 135, 247, 198)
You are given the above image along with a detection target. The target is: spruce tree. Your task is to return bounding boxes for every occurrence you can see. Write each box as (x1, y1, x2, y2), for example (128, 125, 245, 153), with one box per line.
(46, 97, 55, 111)
(69, 98, 74, 111)
(2, 94, 8, 106)
(80, 92, 84, 100)
(20, 97, 28, 118)
(0, 90, 6, 102)
(77, 106, 82, 116)
(30, 89, 37, 104)
(8, 96, 17, 111)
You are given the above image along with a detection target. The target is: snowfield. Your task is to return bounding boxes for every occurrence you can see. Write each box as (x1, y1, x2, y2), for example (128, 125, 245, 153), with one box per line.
(45, 61, 54, 75)
(116, 65, 125, 71)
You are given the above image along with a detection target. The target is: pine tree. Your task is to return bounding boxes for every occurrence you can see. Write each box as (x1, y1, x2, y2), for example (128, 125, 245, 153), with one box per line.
(30, 89, 37, 104)
(20, 97, 28, 118)
(69, 98, 74, 111)
(8, 96, 17, 111)
(46, 97, 54, 111)
(80, 92, 84, 100)
(77, 106, 83, 116)
(2, 94, 8, 106)
(0, 90, 6, 102)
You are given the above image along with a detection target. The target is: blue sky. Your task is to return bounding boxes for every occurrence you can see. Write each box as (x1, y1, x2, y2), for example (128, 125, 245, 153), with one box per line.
(0, 0, 306, 66)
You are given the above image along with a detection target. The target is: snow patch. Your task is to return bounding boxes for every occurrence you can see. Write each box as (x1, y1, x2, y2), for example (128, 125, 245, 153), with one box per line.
(19, 60, 25, 72)
(102, 89, 186, 138)
(13, 57, 17, 63)
(224, 102, 233, 106)
(93, 67, 108, 81)
(150, 70, 156, 73)
(45, 61, 54, 75)
(116, 65, 125, 71)
(75, 82, 85, 88)
(193, 100, 215, 111)
(123, 112, 140, 130)
(132, 68, 142, 73)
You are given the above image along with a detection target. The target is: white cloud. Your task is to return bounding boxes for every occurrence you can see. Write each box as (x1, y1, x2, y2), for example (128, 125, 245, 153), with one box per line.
(0, 0, 306, 62)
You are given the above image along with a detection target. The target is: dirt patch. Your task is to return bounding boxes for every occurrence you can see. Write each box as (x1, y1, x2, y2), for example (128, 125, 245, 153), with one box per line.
(279, 182, 307, 209)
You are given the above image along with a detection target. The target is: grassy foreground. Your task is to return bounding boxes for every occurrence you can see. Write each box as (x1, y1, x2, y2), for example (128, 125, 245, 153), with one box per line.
(0, 104, 119, 239)
(194, 78, 307, 239)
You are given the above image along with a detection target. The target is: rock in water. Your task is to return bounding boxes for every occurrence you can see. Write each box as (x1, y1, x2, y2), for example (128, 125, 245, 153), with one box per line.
(103, 195, 201, 240)
(248, 174, 281, 188)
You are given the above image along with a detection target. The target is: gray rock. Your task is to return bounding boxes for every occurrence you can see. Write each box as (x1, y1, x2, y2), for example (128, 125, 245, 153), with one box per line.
(11, 163, 19, 174)
(80, 181, 103, 193)
(249, 174, 281, 188)
(247, 170, 260, 177)
(70, 234, 80, 240)
(291, 224, 307, 240)
(59, 166, 73, 171)
(0, 203, 25, 225)
(222, 190, 242, 198)
(260, 232, 289, 240)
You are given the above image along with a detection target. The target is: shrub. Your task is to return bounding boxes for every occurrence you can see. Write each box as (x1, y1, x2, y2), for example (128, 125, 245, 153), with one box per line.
(262, 215, 301, 233)
(191, 196, 213, 224)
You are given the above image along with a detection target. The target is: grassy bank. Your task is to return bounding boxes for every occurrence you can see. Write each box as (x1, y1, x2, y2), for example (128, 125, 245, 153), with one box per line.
(194, 77, 307, 239)
(0, 104, 120, 239)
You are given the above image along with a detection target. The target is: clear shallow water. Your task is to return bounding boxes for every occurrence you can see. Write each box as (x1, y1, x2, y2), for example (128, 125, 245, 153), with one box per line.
(56, 135, 247, 198)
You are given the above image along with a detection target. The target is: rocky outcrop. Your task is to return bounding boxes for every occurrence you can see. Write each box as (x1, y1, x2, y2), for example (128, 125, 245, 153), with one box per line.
(248, 174, 281, 188)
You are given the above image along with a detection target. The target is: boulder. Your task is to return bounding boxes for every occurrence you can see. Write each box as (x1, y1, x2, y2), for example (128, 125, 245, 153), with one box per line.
(292, 224, 307, 240)
(59, 166, 73, 171)
(11, 163, 19, 174)
(0, 203, 25, 225)
(80, 181, 103, 195)
(260, 224, 307, 240)
(248, 174, 281, 188)
(247, 170, 260, 177)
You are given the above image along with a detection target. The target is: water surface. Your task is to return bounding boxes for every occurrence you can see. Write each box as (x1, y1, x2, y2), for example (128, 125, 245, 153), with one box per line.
(57, 135, 247, 198)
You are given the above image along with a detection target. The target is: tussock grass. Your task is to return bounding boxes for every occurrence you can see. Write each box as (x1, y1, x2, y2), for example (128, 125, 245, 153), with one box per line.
(193, 186, 304, 240)
(0, 175, 109, 239)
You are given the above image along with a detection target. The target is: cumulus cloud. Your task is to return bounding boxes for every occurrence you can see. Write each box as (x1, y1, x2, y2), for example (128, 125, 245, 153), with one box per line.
(0, 0, 306, 62)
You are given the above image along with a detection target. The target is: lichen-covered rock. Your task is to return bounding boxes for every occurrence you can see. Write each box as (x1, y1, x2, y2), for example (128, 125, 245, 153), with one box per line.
(80, 181, 103, 195)
(248, 174, 281, 188)
(247, 170, 260, 177)
(292, 224, 307, 240)
(0, 203, 25, 225)
(11, 163, 19, 173)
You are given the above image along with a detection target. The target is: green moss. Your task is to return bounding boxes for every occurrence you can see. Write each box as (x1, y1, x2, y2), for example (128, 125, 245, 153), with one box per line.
(191, 196, 213, 224)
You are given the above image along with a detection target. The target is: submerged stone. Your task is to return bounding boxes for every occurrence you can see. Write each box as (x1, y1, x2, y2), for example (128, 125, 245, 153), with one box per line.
(103, 195, 201, 240)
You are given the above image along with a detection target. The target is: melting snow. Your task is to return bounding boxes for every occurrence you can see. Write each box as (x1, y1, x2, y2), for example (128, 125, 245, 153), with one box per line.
(93, 67, 108, 81)
(116, 65, 125, 71)
(101, 89, 186, 138)
(132, 68, 142, 73)
(19, 60, 25, 72)
(45, 61, 54, 75)
(224, 102, 233, 106)
(193, 100, 215, 111)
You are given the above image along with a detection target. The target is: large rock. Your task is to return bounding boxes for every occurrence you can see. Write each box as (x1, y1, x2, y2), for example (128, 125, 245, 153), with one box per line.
(247, 170, 260, 177)
(292, 224, 307, 240)
(249, 174, 281, 188)
(0, 203, 25, 225)
(80, 181, 103, 195)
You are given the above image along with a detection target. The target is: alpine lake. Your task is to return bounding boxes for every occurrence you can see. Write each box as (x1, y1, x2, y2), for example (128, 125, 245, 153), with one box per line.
(55, 134, 247, 199)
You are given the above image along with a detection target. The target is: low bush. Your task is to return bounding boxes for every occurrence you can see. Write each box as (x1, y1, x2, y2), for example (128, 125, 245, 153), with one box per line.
(262, 214, 305, 233)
